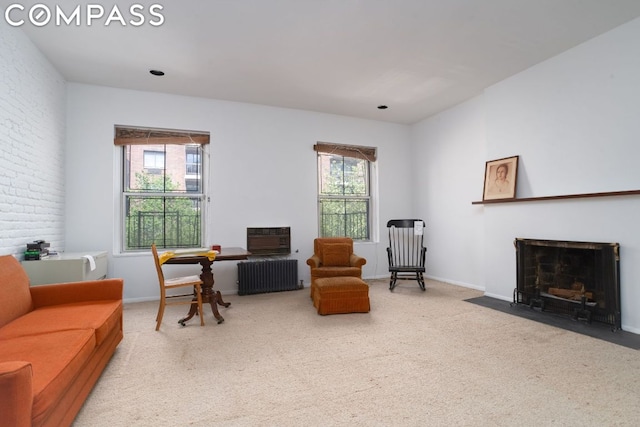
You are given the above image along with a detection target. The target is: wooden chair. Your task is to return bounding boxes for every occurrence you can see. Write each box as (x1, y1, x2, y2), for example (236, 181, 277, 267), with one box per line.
(386, 219, 427, 291)
(151, 244, 204, 330)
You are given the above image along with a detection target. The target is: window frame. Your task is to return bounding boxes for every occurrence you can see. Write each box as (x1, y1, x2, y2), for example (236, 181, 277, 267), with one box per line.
(315, 142, 376, 241)
(115, 126, 209, 253)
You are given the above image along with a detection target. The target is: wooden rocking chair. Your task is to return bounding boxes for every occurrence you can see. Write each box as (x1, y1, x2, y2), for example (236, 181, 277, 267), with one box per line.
(386, 219, 427, 291)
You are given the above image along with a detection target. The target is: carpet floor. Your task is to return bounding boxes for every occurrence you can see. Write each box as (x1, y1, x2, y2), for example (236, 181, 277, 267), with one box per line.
(73, 279, 640, 426)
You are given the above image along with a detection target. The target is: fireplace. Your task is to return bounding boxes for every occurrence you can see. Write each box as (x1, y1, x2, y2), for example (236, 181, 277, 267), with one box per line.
(514, 238, 621, 329)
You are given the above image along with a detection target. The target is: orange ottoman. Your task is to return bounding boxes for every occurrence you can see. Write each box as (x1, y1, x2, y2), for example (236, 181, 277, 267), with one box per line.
(313, 277, 370, 315)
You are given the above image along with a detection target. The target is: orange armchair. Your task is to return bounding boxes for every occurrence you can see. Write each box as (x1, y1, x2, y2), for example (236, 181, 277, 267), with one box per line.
(306, 237, 366, 298)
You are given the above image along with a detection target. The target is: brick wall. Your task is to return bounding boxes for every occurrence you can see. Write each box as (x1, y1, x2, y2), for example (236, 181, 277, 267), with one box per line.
(0, 25, 67, 258)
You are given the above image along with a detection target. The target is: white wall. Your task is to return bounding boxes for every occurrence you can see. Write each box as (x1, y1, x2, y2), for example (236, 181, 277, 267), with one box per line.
(412, 96, 486, 289)
(415, 17, 640, 333)
(65, 84, 413, 300)
(0, 24, 66, 257)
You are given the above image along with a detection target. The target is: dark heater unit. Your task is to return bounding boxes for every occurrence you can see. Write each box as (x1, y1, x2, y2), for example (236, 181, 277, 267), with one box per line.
(247, 227, 291, 256)
(238, 259, 298, 295)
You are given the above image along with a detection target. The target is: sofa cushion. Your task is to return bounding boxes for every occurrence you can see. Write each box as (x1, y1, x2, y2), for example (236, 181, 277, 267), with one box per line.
(0, 301, 122, 347)
(0, 329, 95, 421)
(322, 243, 351, 266)
(0, 255, 34, 329)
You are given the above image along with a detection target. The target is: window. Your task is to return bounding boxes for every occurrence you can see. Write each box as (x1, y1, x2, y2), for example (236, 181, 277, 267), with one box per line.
(115, 126, 209, 251)
(315, 142, 376, 240)
(143, 150, 165, 174)
(185, 146, 201, 176)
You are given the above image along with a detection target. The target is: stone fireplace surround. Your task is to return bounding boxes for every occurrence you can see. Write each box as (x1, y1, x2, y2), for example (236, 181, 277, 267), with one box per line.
(514, 238, 621, 330)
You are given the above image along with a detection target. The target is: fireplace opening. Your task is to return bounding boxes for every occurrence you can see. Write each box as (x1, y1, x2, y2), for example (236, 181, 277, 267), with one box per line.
(514, 238, 621, 330)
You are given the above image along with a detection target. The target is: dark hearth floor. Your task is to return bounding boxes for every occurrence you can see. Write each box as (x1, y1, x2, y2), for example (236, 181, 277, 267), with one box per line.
(465, 296, 640, 350)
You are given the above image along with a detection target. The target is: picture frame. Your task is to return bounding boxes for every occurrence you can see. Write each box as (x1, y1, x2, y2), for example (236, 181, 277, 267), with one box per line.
(482, 155, 519, 201)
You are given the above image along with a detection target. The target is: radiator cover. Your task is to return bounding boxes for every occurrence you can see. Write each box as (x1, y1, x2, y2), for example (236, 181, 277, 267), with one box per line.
(237, 259, 299, 295)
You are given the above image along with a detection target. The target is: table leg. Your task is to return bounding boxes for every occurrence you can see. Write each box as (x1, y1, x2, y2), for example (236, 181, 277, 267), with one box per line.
(216, 290, 231, 308)
(178, 288, 225, 324)
(201, 260, 230, 324)
(204, 287, 226, 324)
(178, 302, 199, 326)
(177, 257, 232, 325)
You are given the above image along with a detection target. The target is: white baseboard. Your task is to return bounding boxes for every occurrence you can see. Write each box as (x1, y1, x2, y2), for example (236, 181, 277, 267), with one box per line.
(425, 274, 485, 292)
(482, 292, 512, 302)
(621, 324, 640, 334)
(123, 296, 158, 304)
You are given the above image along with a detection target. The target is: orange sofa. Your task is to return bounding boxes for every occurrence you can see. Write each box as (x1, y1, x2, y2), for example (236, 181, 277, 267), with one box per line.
(0, 255, 123, 427)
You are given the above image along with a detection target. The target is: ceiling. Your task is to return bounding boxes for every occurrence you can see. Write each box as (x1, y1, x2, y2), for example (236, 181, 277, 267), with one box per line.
(10, 0, 640, 124)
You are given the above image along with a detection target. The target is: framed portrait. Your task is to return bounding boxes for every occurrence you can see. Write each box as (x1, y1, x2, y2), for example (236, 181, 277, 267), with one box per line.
(482, 155, 519, 201)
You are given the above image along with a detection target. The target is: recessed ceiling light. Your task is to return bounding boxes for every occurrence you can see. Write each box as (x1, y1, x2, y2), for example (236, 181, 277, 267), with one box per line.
(377, 105, 388, 110)
(149, 69, 165, 76)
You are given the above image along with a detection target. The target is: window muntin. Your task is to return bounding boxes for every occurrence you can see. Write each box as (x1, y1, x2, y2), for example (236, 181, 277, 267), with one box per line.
(122, 144, 204, 251)
(317, 152, 371, 240)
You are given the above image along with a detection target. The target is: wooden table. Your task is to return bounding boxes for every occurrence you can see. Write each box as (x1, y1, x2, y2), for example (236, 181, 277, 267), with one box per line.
(164, 247, 251, 324)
